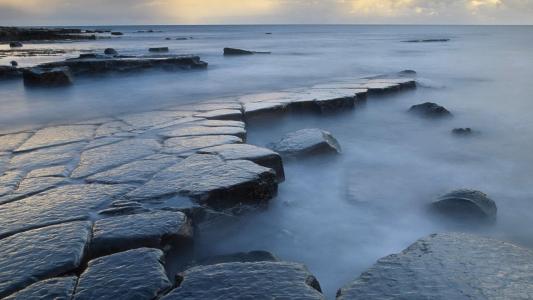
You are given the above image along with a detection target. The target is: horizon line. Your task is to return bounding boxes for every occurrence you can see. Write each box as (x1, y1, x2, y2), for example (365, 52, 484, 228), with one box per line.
(5, 23, 533, 27)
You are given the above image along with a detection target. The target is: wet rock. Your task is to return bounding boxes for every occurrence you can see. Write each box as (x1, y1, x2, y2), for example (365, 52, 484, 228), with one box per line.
(90, 210, 192, 258)
(243, 102, 289, 118)
(15, 125, 95, 152)
(0, 27, 95, 41)
(452, 127, 473, 136)
(9, 142, 85, 170)
(9, 42, 23, 48)
(224, 47, 271, 55)
(269, 128, 341, 157)
(0, 170, 24, 198)
(398, 69, 417, 76)
(163, 261, 324, 299)
(3, 176, 68, 203)
(104, 48, 118, 55)
(431, 189, 497, 223)
(159, 125, 247, 140)
(197, 250, 279, 266)
(22, 67, 73, 86)
(0, 184, 132, 238)
(98, 201, 149, 217)
(200, 143, 285, 181)
(195, 109, 243, 121)
(127, 154, 277, 209)
(37, 55, 208, 75)
(87, 154, 179, 184)
(110, 31, 123, 36)
(4, 277, 77, 300)
(0, 132, 31, 152)
(409, 102, 452, 118)
(73, 248, 172, 300)
(336, 233, 533, 300)
(404, 38, 450, 43)
(0, 65, 22, 79)
(163, 135, 243, 155)
(119, 110, 193, 131)
(193, 119, 245, 128)
(25, 165, 70, 178)
(71, 138, 161, 178)
(0, 221, 91, 298)
(149, 47, 169, 52)
(10, 60, 18, 67)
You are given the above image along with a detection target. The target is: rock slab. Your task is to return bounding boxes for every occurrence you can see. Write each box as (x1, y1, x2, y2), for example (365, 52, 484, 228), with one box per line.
(269, 128, 342, 157)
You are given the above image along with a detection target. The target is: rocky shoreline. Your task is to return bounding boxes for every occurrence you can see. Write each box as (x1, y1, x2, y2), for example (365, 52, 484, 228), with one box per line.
(1, 69, 531, 299)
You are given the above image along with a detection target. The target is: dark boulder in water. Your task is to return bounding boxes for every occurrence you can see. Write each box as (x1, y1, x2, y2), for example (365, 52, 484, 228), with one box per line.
(10, 61, 18, 67)
(149, 47, 169, 52)
(110, 31, 123, 36)
(269, 128, 341, 158)
(104, 48, 118, 55)
(409, 102, 452, 118)
(9, 42, 23, 48)
(404, 38, 450, 43)
(22, 66, 73, 86)
(224, 47, 271, 55)
(431, 189, 497, 223)
(337, 233, 533, 300)
(398, 69, 417, 76)
(452, 128, 473, 136)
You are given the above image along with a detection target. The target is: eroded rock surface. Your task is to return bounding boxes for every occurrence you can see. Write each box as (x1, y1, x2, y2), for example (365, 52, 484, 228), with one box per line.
(163, 135, 243, 156)
(337, 233, 533, 300)
(127, 154, 277, 209)
(16, 125, 95, 152)
(409, 102, 452, 118)
(163, 261, 324, 299)
(90, 210, 192, 257)
(4, 277, 77, 300)
(73, 248, 172, 300)
(0, 221, 91, 298)
(269, 128, 341, 157)
(431, 189, 497, 223)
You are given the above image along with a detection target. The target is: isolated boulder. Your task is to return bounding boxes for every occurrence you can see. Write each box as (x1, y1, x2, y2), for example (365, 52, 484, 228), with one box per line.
(409, 102, 451, 118)
(9, 42, 23, 48)
(104, 48, 118, 55)
(269, 128, 341, 157)
(452, 128, 473, 136)
(431, 189, 497, 223)
(149, 47, 169, 52)
(224, 48, 271, 55)
(23, 66, 73, 86)
(337, 233, 533, 299)
(10, 60, 18, 67)
(110, 32, 123, 36)
(404, 39, 450, 43)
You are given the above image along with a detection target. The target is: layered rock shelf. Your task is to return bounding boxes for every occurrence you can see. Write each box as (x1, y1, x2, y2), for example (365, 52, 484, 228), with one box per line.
(9, 71, 517, 298)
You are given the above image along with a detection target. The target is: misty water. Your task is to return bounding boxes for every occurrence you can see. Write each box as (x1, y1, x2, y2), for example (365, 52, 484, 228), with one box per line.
(2, 25, 533, 297)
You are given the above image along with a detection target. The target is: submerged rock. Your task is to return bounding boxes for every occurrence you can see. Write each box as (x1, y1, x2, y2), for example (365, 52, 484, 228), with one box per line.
(127, 154, 277, 209)
(110, 31, 123, 36)
(4, 277, 77, 300)
(224, 47, 271, 55)
(149, 47, 169, 52)
(337, 233, 533, 299)
(22, 67, 73, 86)
(269, 128, 341, 157)
(9, 42, 23, 48)
(409, 102, 452, 118)
(431, 189, 497, 223)
(90, 210, 192, 258)
(452, 127, 473, 136)
(163, 261, 324, 299)
(0, 221, 91, 298)
(73, 248, 172, 300)
(404, 38, 450, 43)
(104, 48, 118, 55)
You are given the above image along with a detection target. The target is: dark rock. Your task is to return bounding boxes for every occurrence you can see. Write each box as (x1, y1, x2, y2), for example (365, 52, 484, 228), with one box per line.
(398, 69, 417, 76)
(73, 248, 172, 300)
(337, 233, 533, 300)
(10, 60, 18, 67)
(176, 37, 189, 40)
(110, 31, 123, 36)
(0, 221, 91, 298)
(37, 55, 208, 75)
(452, 128, 473, 136)
(90, 210, 192, 258)
(196, 250, 279, 266)
(269, 128, 341, 157)
(0, 65, 22, 79)
(404, 38, 450, 43)
(165, 37, 172, 40)
(22, 66, 73, 86)
(127, 154, 278, 209)
(163, 261, 324, 299)
(200, 143, 285, 182)
(0, 27, 96, 41)
(4, 277, 77, 300)
(431, 189, 497, 223)
(265, 32, 272, 35)
(409, 102, 452, 118)
(9, 42, 23, 48)
(224, 47, 271, 55)
(149, 47, 169, 52)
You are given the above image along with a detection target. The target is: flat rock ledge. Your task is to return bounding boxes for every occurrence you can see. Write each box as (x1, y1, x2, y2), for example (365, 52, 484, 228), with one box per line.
(4, 276, 77, 300)
(163, 261, 325, 299)
(269, 128, 342, 157)
(337, 233, 533, 300)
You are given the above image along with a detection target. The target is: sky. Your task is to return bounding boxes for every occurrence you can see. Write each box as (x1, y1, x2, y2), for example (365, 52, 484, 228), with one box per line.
(0, 0, 532, 26)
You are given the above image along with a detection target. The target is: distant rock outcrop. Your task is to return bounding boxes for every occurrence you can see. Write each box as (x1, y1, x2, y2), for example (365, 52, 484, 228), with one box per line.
(409, 102, 452, 118)
(224, 48, 271, 55)
(22, 66, 74, 86)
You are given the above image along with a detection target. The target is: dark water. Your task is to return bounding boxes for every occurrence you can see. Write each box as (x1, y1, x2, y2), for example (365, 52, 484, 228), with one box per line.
(2, 25, 533, 297)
